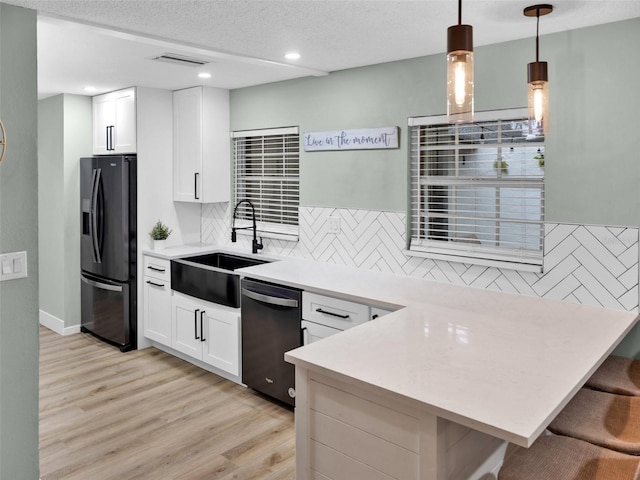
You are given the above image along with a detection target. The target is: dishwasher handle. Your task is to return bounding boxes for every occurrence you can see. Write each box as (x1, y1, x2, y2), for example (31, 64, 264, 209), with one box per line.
(242, 287, 299, 308)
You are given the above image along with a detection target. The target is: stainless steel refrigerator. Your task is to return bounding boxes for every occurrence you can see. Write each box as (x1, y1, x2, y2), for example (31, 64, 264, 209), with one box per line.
(80, 155, 137, 352)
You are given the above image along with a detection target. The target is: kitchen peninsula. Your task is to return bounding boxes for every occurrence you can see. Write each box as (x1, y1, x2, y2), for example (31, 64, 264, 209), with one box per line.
(238, 258, 639, 480)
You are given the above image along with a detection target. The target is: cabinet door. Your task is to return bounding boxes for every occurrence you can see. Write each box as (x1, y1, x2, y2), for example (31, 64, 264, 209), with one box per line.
(171, 293, 203, 359)
(301, 320, 341, 345)
(173, 87, 203, 202)
(112, 88, 136, 154)
(143, 276, 171, 345)
(92, 93, 114, 155)
(371, 307, 393, 320)
(202, 305, 240, 376)
(92, 88, 137, 155)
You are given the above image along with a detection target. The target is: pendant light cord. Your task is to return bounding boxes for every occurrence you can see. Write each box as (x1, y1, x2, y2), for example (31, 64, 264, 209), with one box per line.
(535, 9, 540, 62)
(458, 0, 462, 25)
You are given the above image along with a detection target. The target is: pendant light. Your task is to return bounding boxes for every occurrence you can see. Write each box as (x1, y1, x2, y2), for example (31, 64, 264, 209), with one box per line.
(524, 4, 553, 136)
(447, 0, 474, 124)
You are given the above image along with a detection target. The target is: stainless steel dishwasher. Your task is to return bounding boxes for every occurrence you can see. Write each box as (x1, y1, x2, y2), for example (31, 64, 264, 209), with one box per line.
(241, 278, 302, 406)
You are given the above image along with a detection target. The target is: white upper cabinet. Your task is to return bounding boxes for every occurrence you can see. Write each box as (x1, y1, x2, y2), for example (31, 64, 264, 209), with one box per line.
(173, 86, 230, 203)
(92, 87, 136, 155)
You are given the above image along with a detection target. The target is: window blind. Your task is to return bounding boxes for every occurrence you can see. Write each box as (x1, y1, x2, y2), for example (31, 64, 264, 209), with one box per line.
(408, 109, 545, 270)
(232, 127, 300, 239)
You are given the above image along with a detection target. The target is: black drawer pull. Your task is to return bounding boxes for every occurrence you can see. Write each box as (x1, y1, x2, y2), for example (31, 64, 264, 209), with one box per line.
(146, 280, 165, 288)
(316, 308, 350, 319)
(148, 266, 165, 272)
(200, 311, 206, 342)
(194, 309, 200, 340)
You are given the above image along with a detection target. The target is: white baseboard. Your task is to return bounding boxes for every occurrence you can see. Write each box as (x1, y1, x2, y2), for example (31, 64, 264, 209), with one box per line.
(39, 310, 81, 336)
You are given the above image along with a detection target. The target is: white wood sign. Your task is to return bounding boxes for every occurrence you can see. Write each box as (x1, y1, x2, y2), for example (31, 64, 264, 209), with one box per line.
(303, 127, 399, 152)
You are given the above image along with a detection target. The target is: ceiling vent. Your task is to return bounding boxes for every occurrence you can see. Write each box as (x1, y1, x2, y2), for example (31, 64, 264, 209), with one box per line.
(150, 53, 210, 67)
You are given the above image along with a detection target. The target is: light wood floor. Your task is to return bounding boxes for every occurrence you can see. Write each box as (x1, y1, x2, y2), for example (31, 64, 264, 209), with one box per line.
(39, 326, 295, 480)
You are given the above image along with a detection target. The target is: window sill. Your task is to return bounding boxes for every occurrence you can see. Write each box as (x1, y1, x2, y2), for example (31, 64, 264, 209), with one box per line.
(404, 249, 543, 274)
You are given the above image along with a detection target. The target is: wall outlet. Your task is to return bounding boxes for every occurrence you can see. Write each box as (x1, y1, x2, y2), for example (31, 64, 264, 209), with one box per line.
(0, 251, 27, 281)
(327, 216, 341, 234)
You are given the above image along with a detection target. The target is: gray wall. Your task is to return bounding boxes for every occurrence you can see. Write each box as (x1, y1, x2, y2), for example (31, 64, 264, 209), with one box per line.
(0, 3, 39, 478)
(231, 18, 640, 228)
(38, 94, 91, 329)
(38, 96, 64, 320)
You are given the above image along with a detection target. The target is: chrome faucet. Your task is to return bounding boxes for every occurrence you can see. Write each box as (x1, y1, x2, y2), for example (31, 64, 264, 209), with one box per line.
(231, 199, 263, 254)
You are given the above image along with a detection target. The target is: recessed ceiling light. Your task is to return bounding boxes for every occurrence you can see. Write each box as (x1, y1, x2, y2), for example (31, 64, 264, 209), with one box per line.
(198, 72, 212, 79)
(84, 86, 96, 92)
(285, 52, 300, 60)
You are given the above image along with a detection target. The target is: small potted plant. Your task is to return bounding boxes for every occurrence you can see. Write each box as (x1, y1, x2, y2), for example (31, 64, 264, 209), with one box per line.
(493, 156, 509, 174)
(149, 220, 172, 250)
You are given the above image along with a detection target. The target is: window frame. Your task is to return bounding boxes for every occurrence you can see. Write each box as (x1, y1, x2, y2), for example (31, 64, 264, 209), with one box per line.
(231, 126, 300, 241)
(407, 108, 545, 272)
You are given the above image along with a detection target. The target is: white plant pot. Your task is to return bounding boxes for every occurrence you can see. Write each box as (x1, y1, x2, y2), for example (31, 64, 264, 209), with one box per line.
(153, 239, 167, 250)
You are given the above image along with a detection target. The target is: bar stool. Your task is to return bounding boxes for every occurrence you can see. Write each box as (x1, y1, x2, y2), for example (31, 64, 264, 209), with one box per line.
(586, 355, 640, 396)
(498, 434, 640, 480)
(548, 388, 640, 455)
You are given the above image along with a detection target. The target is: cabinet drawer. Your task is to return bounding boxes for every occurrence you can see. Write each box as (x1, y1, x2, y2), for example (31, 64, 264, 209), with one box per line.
(303, 292, 370, 331)
(143, 255, 170, 282)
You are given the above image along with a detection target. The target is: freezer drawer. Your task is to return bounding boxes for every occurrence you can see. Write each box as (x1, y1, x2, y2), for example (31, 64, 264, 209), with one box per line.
(81, 274, 133, 351)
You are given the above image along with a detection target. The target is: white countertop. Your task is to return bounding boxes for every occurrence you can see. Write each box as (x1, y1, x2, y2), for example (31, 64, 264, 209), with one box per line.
(142, 243, 221, 260)
(237, 257, 639, 448)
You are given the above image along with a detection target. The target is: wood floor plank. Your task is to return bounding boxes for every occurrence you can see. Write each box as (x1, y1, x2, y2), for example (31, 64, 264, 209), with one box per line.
(39, 326, 295, 479)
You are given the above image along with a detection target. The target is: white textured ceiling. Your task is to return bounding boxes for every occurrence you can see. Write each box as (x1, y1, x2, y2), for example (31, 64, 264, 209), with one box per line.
(5, 0, 640, 99)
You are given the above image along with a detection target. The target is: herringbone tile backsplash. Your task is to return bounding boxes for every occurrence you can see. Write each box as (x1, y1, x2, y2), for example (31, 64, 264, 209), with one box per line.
(202, 203, 639, 312)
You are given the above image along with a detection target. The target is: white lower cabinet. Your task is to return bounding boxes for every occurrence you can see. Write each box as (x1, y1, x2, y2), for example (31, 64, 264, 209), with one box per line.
(143, 256, 172, 345)
(144, 276, 172, 344)
(301, 320, 341, 345)
(302, 292, 397, 345)
(171, 292, 240, 377)
(371, 306, 393, 320)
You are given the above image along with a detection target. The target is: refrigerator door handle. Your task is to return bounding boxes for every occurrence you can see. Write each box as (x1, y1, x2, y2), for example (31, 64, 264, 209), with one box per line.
(90, 168, 103, 264)
(81, 275, 123, 292)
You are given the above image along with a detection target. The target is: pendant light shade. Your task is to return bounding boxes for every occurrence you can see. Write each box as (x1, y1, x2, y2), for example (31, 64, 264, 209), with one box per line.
(447, 0, 473, 124)
(524, 4, 553, 136)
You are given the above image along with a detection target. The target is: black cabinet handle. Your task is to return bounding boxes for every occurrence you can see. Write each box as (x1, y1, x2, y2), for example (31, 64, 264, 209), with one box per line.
(316, 308, 350, 319)
(301, 326, 308, 345)
(194, 172, 200, 200)
(146, 280, 165, 288)
(200, 311, 206, 342)
(105, 126, 110, 151)
(194, 309, 200, 340)
(147, 266, 165, 273)
(106, 125, 115, 151)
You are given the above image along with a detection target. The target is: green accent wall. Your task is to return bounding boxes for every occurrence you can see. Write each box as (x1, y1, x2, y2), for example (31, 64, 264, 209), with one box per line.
(544, 19, 640, 227)
(231, 18, 640, 228)
(0, 3, 39, 478)
(38, 94, 91, 329)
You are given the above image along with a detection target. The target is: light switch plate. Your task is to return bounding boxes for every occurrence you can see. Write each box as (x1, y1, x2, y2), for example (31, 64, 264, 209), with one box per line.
(0, 251, 27, 281)
(327, 216, 341, 234)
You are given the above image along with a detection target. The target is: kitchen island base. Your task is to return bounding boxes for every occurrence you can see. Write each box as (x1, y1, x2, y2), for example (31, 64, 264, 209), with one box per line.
(295, 367, 508, 480)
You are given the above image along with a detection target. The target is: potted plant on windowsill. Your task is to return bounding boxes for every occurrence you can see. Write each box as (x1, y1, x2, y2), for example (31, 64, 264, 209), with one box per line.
(149, 220, 172, 250)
